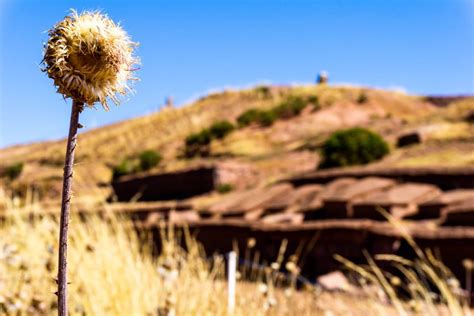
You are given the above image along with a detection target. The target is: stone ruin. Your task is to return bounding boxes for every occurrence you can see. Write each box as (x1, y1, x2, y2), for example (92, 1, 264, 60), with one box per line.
(111, 162, 257, 201)
(103, 165, 474, 295)
(317, 71, 328, 84)
(165, 95, 174, 108)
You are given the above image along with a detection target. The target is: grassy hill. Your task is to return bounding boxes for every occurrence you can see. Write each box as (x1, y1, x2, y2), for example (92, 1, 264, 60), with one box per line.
(1, 84, 473, 206)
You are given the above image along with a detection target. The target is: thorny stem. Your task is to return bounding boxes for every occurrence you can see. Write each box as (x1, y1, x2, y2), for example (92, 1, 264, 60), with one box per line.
(58, 99, 83, 316)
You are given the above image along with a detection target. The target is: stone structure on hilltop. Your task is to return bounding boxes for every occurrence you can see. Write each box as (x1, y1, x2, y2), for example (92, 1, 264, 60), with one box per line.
(165, 95, 174, 108)
(317, 71, 328, 84)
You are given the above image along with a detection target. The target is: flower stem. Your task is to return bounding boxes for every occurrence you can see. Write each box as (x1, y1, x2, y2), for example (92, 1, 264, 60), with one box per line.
(57, 99, 83, 316)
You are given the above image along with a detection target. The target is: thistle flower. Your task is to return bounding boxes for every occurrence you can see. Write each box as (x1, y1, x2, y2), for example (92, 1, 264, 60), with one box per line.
(43, 10, 139, 110)
(42, 10, 139, 316)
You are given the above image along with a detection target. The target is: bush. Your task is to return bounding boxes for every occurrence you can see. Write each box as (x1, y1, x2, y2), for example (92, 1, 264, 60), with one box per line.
(307, 95, 319, 105)
(112, 159, 134, 180)
(5, 162, 23, 180)
(357, 92, 368, 104)
(184, 129, 212, 158)
(138, 150, 162, 171)
(319, 128, 389, 169)
(185, 129, 212, 147)
(254, 85, 271, 98)
(216, 183, 234, 194)
(237, 109, 276, 127)
(237, 109, 262, 127)
(273, 96, 307, 119)
(256, 110, 276, 127)
(209, 120, 235, 139)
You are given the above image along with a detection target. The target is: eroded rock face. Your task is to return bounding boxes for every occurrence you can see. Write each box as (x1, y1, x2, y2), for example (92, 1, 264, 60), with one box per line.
(207, 183, 294, 218)
(287, 167, 474, 190)
(424, 95, 470, 107)
(352, 183, 441, 220)
(466, 110, 474, 123)
(410, 189, 474, 220)
(111, 162, 260, 202)
(214, 161, 259, 191)
(111, 166, 216, 201)
(101, 166, 474, 293)
(441, 198, 474, 226)
(109, 167, 474, 226)
(323, 177, 397, 218)
(39, 168, 474, 298)
(308, 178, 358, 219)
(396, 132, 422, 147)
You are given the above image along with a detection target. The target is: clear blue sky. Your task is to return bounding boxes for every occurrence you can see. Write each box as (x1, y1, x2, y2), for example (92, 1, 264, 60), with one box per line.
(0, 0, 472, 148)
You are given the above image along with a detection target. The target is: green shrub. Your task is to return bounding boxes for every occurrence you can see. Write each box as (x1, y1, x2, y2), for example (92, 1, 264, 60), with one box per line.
(185, 129, 212, 147)
(254, 85, 271, 98)
(5, 162, 23, 180)
(112, 159, 134, 180)
(184, 129, 212, 158)
(237, 109, 276, 127)
(307, 95, 319, 106)
(256, 110, 276, 127)
(216, 183, 234, 194)
(357, 92, 368, 104)
(209, 120, 235, 139)
(273, 96, 307, 119)
(237, 109, 262, 127)
(319, 128, 389, 169)
(138, 150, 162, 171)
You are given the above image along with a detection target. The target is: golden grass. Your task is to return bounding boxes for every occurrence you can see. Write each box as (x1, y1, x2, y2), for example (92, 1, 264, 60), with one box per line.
(430, 123, 473, 141)
(335, 210, 473, 316)
(0, 85, 446, 205)
(0, 205, 472, 315)
(396, 149, 474, 167)
(1, 210, 321, 315)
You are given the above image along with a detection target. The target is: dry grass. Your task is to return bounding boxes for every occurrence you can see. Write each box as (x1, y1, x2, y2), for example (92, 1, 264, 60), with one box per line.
(335, 211, 473, 316)
(396, 149, 474, 167)
(0, 203, 473, 315)
(428, 123, 473, 141)
(0, 85, 441, 204)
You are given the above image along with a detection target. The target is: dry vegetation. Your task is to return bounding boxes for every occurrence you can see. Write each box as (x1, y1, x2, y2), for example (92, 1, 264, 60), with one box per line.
(5, 84, 471, 206)
(0, 203, 473, 315)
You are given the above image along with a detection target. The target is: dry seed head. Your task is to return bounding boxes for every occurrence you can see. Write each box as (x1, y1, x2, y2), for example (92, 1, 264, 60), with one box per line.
(270, 262, 280, 270)
(285, 261, 296, 272)
(247, 238, 256, 248)
(258, 283, 268, 294)
(463, 258, 473, 271)
(42, 10, 139, 109)
(447, 277, 460, 289)
(390, 276, 401, 287)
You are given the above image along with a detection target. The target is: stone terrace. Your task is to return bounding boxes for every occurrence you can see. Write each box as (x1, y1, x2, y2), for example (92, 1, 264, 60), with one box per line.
(18, 167, 474, 288)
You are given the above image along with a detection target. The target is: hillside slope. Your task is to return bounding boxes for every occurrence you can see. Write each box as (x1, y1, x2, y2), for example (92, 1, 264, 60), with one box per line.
(1, 84, 473, 206)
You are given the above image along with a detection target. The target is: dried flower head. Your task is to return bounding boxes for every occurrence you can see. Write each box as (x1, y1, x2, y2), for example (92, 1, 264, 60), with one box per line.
(389, 276, 401, 287)
(247, 238, 256, 248)
(463, 258, 473, 271)
(42, 10, 139, 109)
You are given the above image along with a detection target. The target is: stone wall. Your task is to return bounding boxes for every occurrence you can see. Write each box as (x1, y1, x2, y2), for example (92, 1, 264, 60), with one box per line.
(111, 166, 216, 201)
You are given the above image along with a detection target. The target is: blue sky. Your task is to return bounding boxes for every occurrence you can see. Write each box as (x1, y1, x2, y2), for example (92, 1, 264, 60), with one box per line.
(0, 0, 472, 148)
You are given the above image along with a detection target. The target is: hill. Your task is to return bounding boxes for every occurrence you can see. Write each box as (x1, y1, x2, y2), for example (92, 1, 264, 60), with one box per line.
(1, 84, 473, 206)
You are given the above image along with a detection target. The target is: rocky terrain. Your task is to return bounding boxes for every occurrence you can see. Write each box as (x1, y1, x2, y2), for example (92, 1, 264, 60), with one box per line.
(1, 84, 473, 204)
(1, 84, 474, 289)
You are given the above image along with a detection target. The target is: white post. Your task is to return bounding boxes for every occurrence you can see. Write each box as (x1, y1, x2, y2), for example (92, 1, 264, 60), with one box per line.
(227, 251, 237, 314)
